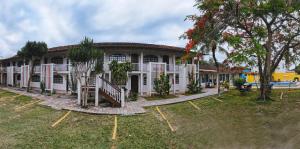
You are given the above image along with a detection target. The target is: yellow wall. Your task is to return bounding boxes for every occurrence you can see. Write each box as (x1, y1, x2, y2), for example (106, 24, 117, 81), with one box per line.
(246, 72, 300, 83)
(246, 74, 257, 83)
(272, 72, 300, 82)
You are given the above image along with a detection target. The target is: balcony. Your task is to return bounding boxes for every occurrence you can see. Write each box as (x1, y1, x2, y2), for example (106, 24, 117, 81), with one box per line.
(0, 67, 6, 73)
(34, 66, 41, 73)
(13, 67, 21, 73)
(102, 62, 184, 73)
(54, 64, 70, 72)
(186, 64, 198, 73)
(131, 63, 140, 71)
(166, 64, 180, 72)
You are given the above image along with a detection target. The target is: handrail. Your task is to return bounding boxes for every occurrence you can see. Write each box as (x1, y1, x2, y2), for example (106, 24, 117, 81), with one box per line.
(97, 76, 125, 107)
(99, 76, 121, 92)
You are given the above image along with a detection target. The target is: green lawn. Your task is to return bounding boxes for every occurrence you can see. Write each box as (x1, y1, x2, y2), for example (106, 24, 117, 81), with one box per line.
(0, 89, 299, 148)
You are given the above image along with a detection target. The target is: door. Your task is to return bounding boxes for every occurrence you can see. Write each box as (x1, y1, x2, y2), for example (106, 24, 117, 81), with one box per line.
(163, 55, 169, 71)
(163, 55, 169, 64)
(131, 54, 139, 71)
(131, 75, 139, 93)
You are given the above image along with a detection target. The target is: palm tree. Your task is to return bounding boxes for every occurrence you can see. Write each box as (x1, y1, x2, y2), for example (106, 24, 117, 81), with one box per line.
(17, 41, 48, 92)
(198, 39, 228, 96)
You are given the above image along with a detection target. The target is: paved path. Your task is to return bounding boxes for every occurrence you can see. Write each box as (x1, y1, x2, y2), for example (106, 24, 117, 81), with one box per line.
(1, 87, 218, 115)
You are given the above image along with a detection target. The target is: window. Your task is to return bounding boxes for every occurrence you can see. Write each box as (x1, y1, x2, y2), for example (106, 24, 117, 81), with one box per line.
(109, 54, 126, 62)
(32, 75, 40, 82)
(175, 74, 179, 84)
(51, 57, 64, 64)
(143, 75, 147, 85)
(53, 75, 63, 84)
(131, 54, 139, 63)
(143, 55, 158, 63)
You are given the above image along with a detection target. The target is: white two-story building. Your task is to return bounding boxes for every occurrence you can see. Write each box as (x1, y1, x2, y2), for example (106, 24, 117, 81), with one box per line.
(0, 43, 199, 103)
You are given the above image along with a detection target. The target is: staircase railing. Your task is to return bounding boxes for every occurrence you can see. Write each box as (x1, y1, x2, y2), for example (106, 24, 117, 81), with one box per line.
(97, 76, 125, 107)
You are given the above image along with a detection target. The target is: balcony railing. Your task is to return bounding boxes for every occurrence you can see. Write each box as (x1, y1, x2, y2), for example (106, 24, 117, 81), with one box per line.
(131, 63, 140, 71)
(34, 66, 41, 73)
(0, 67, 6, 73)
(54, 64, 70, 72)
(166, 64, 180, 72)
(102, 62, 185, 73)
(13, 67, 21, 73)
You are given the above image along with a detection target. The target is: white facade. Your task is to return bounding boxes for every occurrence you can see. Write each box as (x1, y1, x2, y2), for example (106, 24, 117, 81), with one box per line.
(0, 43, 200, 96)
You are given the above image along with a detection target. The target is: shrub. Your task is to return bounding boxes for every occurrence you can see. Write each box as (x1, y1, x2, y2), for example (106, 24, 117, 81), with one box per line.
(233, 78, 245, 89)
(109, 60, 132, 86)
(153, 74, 171, 96)
(187, 73, 202, 94)
(221, 81, 230, 90)
(128, 91, 138, 101)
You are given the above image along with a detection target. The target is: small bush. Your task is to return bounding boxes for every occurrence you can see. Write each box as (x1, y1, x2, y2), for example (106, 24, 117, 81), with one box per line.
(187, 73, 202, 94)
(221, 81, 230, 90)
(153, 74, 171, 97)
(128, 91, 138, 101)
(233, 78, 245, 89)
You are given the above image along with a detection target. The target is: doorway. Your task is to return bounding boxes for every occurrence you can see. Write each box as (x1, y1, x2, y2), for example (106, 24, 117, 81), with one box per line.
(131, 75, 139, 93)
(163, 55, 169, 64)
(163, 55, 169, 71)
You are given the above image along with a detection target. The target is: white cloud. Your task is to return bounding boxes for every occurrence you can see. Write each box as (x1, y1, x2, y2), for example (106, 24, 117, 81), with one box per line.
(25, 1, 79, 43)
(0, 0, 198, 59)
(91, 0, 196, 31)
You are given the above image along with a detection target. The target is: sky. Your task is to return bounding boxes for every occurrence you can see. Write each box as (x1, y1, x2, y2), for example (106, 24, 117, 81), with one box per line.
(0, 0, 200, 59)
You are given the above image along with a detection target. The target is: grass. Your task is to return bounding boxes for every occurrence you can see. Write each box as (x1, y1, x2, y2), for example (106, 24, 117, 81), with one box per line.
(144, 94, 177, 101)
(0, 88, 299, 148)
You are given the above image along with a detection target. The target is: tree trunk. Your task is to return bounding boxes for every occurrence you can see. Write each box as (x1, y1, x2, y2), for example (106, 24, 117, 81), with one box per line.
(26, 59, 35, 92)
(212, 46, 220, 96)
(81, 74, 90, 108)
(259, 30, 273, 101)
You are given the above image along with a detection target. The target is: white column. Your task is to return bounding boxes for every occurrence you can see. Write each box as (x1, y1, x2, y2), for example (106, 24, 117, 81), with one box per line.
(173, 55, 176, 94)
(77, 79, 81, 105)
(67, 59, 71, 93)
(51, 64, 54, 93)
(95, 75, 99, 106)
(121, 88, 125, 107)
(148, 62, 152, 96)
(109, 71, 111, 82)
(140, 52, 143, 95)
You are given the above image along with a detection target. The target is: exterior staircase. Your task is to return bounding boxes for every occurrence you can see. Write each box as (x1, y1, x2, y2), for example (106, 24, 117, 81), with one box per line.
(96, 76, 124, 107)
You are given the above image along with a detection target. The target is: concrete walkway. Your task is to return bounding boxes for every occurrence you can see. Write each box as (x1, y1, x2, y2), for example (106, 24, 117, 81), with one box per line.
(1, 87, 218, 115)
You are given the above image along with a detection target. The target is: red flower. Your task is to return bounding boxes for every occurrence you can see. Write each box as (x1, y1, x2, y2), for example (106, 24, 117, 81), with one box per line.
(185, 40, 196, 53)
(197, 15, 208, 28)
(186, 28, 194, 38)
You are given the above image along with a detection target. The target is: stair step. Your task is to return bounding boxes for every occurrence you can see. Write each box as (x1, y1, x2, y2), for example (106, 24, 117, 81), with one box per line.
(99, 90, 121, 107)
